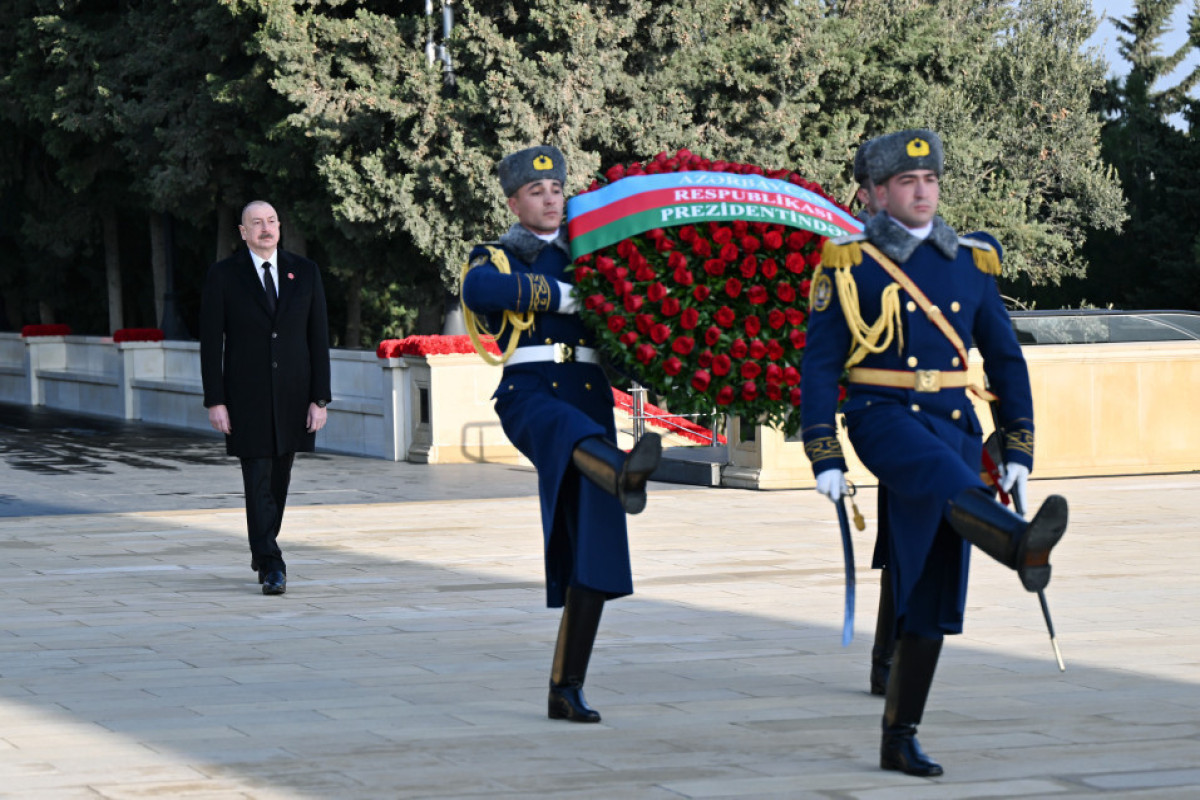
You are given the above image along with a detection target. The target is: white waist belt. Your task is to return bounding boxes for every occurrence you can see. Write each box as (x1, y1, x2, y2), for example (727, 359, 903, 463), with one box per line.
(505, 343, 599, 366)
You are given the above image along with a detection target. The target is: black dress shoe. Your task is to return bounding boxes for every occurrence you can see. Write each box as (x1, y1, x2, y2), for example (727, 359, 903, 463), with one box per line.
(881, 724, 943, 777)
(548, 683, 601, 723)
(262, 570, 286, 595)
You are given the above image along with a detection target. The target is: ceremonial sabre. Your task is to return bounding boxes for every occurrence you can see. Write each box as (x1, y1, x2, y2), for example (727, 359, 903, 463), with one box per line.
(835, 495, 856, 647)
(1012, 491, 1066, 672)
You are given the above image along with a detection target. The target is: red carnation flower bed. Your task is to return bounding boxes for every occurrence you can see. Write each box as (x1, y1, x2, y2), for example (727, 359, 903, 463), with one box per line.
(21, 324, 72, 337)
(113, 328, 164, 343)
(572, 149, 843, 436)
(377, 334, 500, 359)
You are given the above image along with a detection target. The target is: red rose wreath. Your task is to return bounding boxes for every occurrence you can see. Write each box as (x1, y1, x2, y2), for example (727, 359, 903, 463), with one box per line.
(568, 148, 858, 437)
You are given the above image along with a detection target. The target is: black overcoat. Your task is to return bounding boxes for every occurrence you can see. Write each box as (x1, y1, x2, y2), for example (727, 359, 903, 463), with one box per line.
(200, 248, 331, 458)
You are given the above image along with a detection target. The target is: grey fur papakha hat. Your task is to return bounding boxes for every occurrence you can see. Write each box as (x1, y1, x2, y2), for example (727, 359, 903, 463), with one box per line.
(865, 129, 944, 185)
(498, 145, 567, 197)
(853, 138, 875, 185)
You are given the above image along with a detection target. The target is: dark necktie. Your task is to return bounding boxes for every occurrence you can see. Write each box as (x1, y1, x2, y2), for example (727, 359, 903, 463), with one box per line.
(262, 262, 277, 315)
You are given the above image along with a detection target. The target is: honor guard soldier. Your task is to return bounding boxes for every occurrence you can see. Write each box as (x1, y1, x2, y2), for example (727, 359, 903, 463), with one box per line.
(460, 145, 662, 723)
(800, 129, 1069, 776)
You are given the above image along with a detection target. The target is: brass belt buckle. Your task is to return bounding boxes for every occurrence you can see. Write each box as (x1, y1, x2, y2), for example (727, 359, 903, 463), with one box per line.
(553, 343, 574, 363)
(914, 369, 941, 392)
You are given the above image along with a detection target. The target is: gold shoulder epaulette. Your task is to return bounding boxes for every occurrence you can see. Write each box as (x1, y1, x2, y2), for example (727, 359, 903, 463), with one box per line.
(821, 236, 865, 270)
(959, 237, 1001, 276)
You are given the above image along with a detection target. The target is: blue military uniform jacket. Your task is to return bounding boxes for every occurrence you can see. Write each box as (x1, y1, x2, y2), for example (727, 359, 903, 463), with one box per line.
(461, 224, 632, 608)
(800, 214, 1034, 635)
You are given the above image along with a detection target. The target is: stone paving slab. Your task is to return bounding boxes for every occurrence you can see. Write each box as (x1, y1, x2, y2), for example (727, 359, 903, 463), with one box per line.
(1, 467, 1199, 798)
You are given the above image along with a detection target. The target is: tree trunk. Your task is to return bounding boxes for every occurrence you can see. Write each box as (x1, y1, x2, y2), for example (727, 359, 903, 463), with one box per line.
(345, 270, 363, 348)
(103, 207, 124, 333)
(282, 208, 307, 258)
(215, 205, 236, 261)
(150, 212, 167, 327)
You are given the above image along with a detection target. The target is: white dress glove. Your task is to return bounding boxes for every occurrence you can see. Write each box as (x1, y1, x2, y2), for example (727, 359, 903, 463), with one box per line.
(1000, 462, 1030, 515)
(815, 469, 847, 503)
(556, 280, 579, 314)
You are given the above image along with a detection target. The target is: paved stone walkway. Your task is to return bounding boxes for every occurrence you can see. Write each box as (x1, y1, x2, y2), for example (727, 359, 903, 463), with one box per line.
(1, 405, 1198, 798)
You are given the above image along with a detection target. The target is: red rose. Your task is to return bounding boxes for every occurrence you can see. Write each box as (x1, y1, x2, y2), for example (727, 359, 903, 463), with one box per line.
(767, 339, 785, 360)
(741, 236, 760, 254)
(650, 323, 671, 344)
(601, 302, 615, 314)
(624, 294, 645, 313)
(744, 315, 762, 337)
(663, 356, 684, 376)
(712, 227, 733, 244)
(672, 336, 695, 355)
(739, 256, 758, 279)
(704, 325, 721, 346)
(680, 307, 700, 330)
(719, 242, 740, 262)
(647, 282, 668, 302)
(712, 354, 732, 376)
(763, 231, 784, 250)
(783, 366, 801, 386)
(715, 306, 736, 328)
(629, 251, 649, 271)
(768, 309, 787, 329)
(691, 370, 712, 391)
(605, 164, 627, 182)
(616, 240, 635, 259)
(785, 252, 806, 274)
(787, 230, 814, 250)
(749, 339, 768, 360)
(698, 349, 714, 368)
(661, 296, 681, 316)
(724, 278, 743, 298)
(785, 308, 806, 326)
(716, 386, 736, 405)
(799, 279, 812, 297)
(620, 331, 638, 346)
(634, 266, 656, 282)
(742, 380, 759, 401)
(645, 227, 664, 241)
(627, 162, 645, 176)
(790, 387, 803, 406)
(691, 238, 712, 257)
(776, 282, 796, 303)
(595, 255, 615, 273)
(667, 251, 688, 270)
(732, 220, 749, 235)
(765, 363, 783, 384)
(693, 285, 711, 302)
(748, 285, 769, 304)
(761, 258, 779, 279)
(678, 225, 698, 243)
(655, 237, 676, 253)
(730, 338, 748, 359)
(635, 313, 655, 334)
(741, 362, 762, 380)
(607, 316, 627, 333)
(674, 267, 695, 286)
(636, 343, 657, 365)
(807, 250, 822, 267)
(575, 265, 594, 281)
(704, 259, 726, 277)
(766, 382, 783, 401)
(585, 294, 606, 310)
(789, 328, 807, 349)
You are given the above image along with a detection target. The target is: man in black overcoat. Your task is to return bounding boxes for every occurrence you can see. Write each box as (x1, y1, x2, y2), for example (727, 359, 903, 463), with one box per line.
(200, 200, 332, 595)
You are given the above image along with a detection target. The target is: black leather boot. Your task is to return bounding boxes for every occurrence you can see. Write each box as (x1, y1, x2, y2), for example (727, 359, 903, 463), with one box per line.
(880, 632, 944, 777)
(548, 585, 606, 723)
(870, 568, 896, 696)
(945, 488, 1068, 592)
(571, 432, 662, 514)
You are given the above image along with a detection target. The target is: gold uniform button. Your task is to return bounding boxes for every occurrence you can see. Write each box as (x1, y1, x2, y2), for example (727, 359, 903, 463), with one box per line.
(508, 385, 514, 390)
(951, 409, 962, 420)
(585, 383, 592, 390)
(544, 337, 553, 345)
(907, 356, 918, 367)
(552, 381, 559, 388)
(911, 404, 921, 413)
(578, 338, 586, 345)
(906, 301, 917, 312)
(951, 357, 961, 367)
(951, 301, 961, 313)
